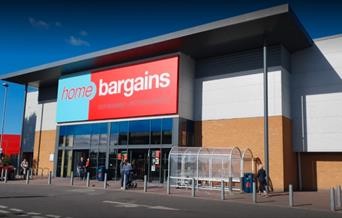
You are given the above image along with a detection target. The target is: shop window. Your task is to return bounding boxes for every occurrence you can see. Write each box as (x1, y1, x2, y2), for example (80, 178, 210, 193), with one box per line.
(162, 118, 172, 144)
(129, 120, 150, 145)
(90, 123, 108, 147)
(59, 126, 74, 147)
(110, 123, 119, 146)
(119, 121, 129, 145)
(73, 124, 91, 147)
(179, 118, 194, 146)
(151, 119, 161, 144)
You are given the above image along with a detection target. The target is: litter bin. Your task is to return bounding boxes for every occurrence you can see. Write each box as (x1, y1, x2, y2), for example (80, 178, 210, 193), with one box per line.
(243, 173, 254, 193)
(96, 166, 106, 181)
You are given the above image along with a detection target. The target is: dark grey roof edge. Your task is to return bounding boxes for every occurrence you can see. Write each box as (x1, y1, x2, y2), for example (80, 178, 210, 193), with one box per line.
(288, 5, 313, 45)
(0, 4, 291, 81)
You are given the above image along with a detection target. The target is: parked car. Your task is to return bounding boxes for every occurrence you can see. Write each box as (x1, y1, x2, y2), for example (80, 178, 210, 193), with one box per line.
(0, 163, 16, 180)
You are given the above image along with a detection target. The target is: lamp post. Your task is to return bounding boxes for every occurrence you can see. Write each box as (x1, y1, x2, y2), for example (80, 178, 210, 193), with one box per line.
(0, 82, 9, 156)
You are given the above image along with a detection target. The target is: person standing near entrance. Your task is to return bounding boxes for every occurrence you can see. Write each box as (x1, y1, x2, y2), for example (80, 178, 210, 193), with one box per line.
(85, 158, 90, 177)
(20, 158, 29, 179)
(77, 157, 86, 180)
(257, 164, 268, 196)
(120, 159, 126, 189)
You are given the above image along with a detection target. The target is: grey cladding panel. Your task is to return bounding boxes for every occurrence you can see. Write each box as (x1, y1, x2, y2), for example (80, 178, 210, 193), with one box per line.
(38, 85, 58, 102)
(195, 46, 281, 78)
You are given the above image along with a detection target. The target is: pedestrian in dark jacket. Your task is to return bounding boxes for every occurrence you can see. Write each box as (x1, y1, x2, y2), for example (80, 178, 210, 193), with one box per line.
(257, 164, 268, 196)
(77, 157, 86, 180)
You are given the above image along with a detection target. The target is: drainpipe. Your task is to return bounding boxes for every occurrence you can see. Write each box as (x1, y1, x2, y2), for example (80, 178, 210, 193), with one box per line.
(263, 44, 270, 192)
(17, 84, 28, 175)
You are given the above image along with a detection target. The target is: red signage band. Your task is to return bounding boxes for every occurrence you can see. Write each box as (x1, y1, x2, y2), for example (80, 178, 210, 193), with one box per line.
(89, 56, 179, 120)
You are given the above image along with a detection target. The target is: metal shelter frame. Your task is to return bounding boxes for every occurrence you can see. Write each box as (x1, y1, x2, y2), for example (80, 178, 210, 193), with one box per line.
(168, 147, 254, 190)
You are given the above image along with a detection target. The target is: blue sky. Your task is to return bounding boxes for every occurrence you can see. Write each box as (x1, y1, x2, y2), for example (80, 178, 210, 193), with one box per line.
(0, 0, 341, 134)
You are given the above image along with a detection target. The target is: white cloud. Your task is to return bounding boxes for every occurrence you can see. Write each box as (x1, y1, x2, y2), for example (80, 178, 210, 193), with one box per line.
(29, 17, 49, 29)
(66, 36, 90, 47)
(80, 30, 88, 36)
(55, 22, 62, 27)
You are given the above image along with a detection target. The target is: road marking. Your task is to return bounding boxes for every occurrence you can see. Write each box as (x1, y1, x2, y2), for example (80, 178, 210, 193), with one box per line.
(10, 208, 24, 212)
(27, 212, 41, 215)
(0, 209, 9, 214)
(46, 215, 61, 218)
(103, 201, 139, 208)
(0, 205, 8, 209)
(148, 206, 179, 211)
(103, 201, 179, 211)
(70, 189, 95, 193)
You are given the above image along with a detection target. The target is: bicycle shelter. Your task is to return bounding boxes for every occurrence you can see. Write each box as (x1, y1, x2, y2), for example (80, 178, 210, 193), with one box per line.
(168, 147, 254, 190)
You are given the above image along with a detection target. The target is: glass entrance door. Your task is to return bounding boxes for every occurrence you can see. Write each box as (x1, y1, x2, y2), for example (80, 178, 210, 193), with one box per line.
(73, 150, 89, 177)
(130, 149, 148, 180)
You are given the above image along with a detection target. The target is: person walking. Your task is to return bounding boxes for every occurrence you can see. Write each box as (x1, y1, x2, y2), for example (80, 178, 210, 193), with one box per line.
(85, 158, 91, 176)
(123, 160, 133, 189)
(257, 164, 268, 197)
(120, 159, 126, 189)
(77, 157, 86, 180)
(20, 158, 29, 179)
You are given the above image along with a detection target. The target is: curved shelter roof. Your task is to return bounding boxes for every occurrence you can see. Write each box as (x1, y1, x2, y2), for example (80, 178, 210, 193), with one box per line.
(0, 4, 312, 88)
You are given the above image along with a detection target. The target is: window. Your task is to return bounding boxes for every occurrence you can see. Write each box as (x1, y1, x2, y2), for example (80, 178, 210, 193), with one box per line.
(129, 120, 150, 145)
(119, 121, 129, 145)
(110, 122, 119, 146)
(151, 119, 161, 144)
(90, 123, 108, 147)
(162, 119, 172, 144)
(73, 124, 92, 147)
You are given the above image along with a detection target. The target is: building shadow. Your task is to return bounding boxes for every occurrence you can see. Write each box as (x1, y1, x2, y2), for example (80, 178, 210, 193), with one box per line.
(291, 43, 342, 191)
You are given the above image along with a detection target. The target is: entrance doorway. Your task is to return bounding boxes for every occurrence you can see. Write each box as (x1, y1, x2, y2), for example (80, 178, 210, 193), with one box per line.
(129, 149, 148, 180)
(73, 150, 89, 177)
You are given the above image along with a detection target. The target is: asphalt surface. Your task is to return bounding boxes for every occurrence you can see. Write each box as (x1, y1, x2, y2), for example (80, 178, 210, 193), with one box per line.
(0, 184, 341, 218)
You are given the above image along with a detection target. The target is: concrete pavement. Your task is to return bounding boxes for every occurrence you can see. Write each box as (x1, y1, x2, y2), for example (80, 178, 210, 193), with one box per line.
(0, 177, 341, 218)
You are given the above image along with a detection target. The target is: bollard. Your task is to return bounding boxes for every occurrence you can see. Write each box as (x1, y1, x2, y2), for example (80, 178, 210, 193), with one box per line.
(144, 175, 147, 192)
(29, 169, 33, 180)
(70, 171, 74, 186)
(26, 172, 30, 184)
(229, 177, 233, 194)
(240, 177, 244, 193)
(4, 170, 8, 183)
(86, 172, 90, 187)
(289, 184, 294, 207)
(221, 180, 225, 200)
(191, 178, 195, 197)
(0, 168, 4, 181)
(103, 173, 107, 189)
(48, 171, 52, 185)
(166, 177, 170, 195)
(336, 185, 341, 208)
(123, 174, 127, 190)
(252, 182, 257, 203)
(330, 188, 336, 212)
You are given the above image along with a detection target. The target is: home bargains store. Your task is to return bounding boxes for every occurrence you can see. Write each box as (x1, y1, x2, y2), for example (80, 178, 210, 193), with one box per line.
(2, 4, 342, 191)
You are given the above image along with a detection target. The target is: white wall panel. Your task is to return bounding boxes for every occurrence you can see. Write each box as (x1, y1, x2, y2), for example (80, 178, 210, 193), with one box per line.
(291, 35, 342, 152)
(24, 91, 56, 131)
(194, 69, 286, 120)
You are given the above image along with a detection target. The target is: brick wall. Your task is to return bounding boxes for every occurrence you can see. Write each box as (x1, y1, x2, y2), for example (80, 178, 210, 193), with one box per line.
(33, 130, 56, 176)
(301, 153, 342, 190)
(194, 115, 297, 191)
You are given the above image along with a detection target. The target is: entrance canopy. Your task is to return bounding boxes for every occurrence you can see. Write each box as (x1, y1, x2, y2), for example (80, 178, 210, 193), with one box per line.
(168, 147, 254, 188)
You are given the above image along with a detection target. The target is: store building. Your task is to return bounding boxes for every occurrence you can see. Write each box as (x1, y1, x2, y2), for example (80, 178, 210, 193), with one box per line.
(1, 4, 342, 191)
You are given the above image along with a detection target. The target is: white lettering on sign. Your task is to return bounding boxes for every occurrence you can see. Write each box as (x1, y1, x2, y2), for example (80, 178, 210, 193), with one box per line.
(99, 71, 170, 97)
